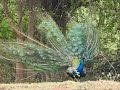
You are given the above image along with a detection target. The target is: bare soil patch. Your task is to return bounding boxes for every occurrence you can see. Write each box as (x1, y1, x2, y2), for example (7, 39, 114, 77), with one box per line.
(0, 80, 120, 90)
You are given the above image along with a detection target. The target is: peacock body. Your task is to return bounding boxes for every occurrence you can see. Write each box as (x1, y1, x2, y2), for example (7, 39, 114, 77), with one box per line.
(0, 12, 98, 79)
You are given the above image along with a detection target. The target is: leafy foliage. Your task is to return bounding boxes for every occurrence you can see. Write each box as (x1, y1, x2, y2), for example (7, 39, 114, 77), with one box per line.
(0, 11, 14, 39)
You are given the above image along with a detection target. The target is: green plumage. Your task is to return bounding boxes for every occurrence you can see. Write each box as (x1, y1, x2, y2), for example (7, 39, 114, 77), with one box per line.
(0, 12, 98, 72)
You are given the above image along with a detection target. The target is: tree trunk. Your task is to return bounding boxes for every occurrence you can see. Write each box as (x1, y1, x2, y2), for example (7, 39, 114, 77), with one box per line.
(15, 63, 24, 82)
(2, 0, 9, 16)
(28, 0, 34, 38)
(26, 0, 35, 81)
(15, 0, 24, 82)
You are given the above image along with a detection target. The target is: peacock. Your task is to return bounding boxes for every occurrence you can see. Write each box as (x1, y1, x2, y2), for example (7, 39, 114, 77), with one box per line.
(0, 12, 98, 80)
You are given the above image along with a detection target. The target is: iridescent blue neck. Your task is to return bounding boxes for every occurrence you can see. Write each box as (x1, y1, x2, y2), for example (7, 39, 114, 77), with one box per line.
(76, 57, 84, 73)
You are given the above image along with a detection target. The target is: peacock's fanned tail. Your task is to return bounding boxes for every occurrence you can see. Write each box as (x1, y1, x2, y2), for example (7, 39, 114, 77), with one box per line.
(0, 12, 98, 72)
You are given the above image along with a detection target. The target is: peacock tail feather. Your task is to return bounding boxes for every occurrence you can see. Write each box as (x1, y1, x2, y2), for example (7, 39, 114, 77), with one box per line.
(0, 11, 98, 72)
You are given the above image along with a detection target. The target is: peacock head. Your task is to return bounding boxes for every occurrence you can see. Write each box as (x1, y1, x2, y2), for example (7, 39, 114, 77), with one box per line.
(66, 56, 86, 79)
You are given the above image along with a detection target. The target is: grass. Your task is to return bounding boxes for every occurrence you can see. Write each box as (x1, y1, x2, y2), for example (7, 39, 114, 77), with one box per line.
(0, 80, 120, 90)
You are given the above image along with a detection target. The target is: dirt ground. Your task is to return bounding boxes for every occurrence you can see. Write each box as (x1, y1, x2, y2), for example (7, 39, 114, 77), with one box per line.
(0, 80, 120, 90)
